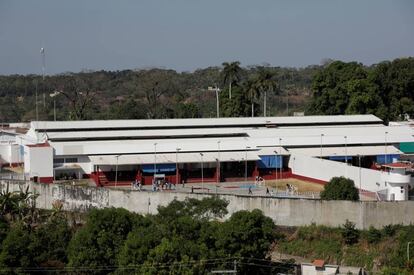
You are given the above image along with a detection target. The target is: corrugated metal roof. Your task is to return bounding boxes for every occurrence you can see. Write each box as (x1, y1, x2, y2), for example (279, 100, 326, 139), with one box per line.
(31, 114, 382, 130)
(288, 145, 402, 157)
(89, 151, 260, 165)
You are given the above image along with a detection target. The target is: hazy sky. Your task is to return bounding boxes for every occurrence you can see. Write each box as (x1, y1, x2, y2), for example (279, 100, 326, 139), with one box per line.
(0, 0, 413, 75)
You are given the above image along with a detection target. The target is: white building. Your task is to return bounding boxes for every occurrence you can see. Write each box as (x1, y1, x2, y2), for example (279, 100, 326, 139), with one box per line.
(19, 115, 414, 200)
(0, 129, 24, 168)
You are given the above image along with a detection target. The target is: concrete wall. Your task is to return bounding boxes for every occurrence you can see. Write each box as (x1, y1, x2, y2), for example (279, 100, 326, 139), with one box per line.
(0, 144, 20, 164)
(2, 180, 414, 230)
(289, 153, 385, 192)
(24, 146, 53, 180)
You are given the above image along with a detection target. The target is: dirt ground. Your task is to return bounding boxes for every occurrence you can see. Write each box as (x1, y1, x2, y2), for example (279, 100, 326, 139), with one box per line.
(1, 166, 24, 173)
(265, 178, 324, 192)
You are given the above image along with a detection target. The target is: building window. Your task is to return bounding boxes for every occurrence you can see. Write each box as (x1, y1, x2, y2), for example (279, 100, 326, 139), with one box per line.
(54, 158, 64, 164)
(65, 158, 78, 163)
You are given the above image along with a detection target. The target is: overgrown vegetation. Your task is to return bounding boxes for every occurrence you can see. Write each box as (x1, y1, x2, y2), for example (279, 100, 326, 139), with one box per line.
(0, 185, 288, 274)
(277, 222, 414, 274)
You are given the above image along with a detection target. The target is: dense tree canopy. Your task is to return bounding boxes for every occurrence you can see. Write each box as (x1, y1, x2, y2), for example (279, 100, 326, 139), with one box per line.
(307, 58, 414, 121)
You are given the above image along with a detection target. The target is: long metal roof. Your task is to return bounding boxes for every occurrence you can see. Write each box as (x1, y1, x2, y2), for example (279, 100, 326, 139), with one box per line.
(30, 114, 382, 130)
(89, 151, 260, 165)
(288, 145, 402, 157)
(23, 115, 414, 159)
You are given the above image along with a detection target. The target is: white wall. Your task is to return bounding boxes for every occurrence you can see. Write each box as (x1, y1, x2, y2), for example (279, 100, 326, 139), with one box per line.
(289, 153, 385, 192)
(24, 146, 53, 178)
(0, 144, 21, 164)
(0, 145, 9, 163)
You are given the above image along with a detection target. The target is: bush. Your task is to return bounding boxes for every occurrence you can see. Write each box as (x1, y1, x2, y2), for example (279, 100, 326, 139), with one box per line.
(342, 220, 359, 245)
(321, 177, 359, 201)
(382, 224, 400, 237)
(366, 226, 382, 244)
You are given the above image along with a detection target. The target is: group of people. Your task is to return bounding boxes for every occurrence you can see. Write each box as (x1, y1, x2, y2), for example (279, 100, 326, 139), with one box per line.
(254, 176, 265, 185)
(286, 183, 297, 194)
(151, 178, 175, 192)
(131, 179, 142, 191)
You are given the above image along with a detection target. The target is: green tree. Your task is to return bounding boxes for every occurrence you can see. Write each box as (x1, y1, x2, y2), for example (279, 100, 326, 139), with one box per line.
(366, 226, 382, 244)
(341, 220, 359, 245)
(245, 78, 261, 117)
(320, 177, 359, 201)
(307, 61, 367, 116)
(216, 209, 278, 274)
(117, 219, 161, 268)
(30, 215, 72, 268)
(222, 61, 243, 99)
(0, 223, 34, 274)
(67, 208, 138, 273)
(219, 86, 251, 117)
(254, 67, 278, 116)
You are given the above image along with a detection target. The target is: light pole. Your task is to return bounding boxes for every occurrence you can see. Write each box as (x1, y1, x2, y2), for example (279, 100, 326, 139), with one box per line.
(153, 143, 157, 184)
(385, 131, 388, 164)
(320, 134, 324, 160)
(200, 153, 204, 191)
(217, 141, 221, 184)
(208, 86, 221, 118)
(279, 138, 283, 180)
(49, 91, 60, 121)
(357, 154, 362, 192)
(176, 148, 181, 185)
(35, 80, 39, 121)
(115, 155, 120, 187)
(245, 146, 250, 182)
(344, 136, 348, 163)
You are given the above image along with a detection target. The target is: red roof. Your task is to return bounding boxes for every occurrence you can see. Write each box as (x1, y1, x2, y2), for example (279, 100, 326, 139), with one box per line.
(312, 259, 325, 268)
(382, 162, 412, 169)
(26, 143, 50, 148)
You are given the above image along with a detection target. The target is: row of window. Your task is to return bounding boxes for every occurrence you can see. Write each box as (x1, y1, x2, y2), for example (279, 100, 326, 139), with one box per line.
(54, 157, 78, 164)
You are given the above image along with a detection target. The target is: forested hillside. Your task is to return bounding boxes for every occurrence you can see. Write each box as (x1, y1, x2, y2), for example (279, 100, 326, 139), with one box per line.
(1, 57, 413, 122)
(0, 63, 318, 122)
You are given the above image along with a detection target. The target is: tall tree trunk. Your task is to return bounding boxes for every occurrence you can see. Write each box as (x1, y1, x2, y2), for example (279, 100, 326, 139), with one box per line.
(251, 103, 254, 117)
(229, 82, 232, 99)
(264, 90, 267, 117)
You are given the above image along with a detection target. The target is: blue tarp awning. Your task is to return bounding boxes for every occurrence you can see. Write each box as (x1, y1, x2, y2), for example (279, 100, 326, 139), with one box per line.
(142, 163, 176, 173)
(376, 154, 400, 164)
(257, 155, 282, 169)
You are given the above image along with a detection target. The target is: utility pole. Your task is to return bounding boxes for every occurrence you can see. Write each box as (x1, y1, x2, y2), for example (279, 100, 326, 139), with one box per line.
(208, 86, 221, 118)
(40, 47, 46, 108)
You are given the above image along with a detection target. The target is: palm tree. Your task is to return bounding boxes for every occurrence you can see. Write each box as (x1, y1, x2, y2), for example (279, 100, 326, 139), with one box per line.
(222, 61, 242, 99)
(245, 79, 260, 117)
(255, 68, 277, 117)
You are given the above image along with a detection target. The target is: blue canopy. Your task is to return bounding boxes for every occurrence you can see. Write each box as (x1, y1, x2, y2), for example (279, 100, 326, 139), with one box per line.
(376, 154, 400, 164)
(142, 163, 176, 173)
(257, 155, 282, 169)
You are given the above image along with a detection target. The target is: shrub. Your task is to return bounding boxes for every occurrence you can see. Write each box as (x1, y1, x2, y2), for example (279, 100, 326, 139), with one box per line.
(366, 226, 382, 244)
(321, 177, 359, 201)
(382, 224, 400, 237)
(342, 220, 359, 245)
